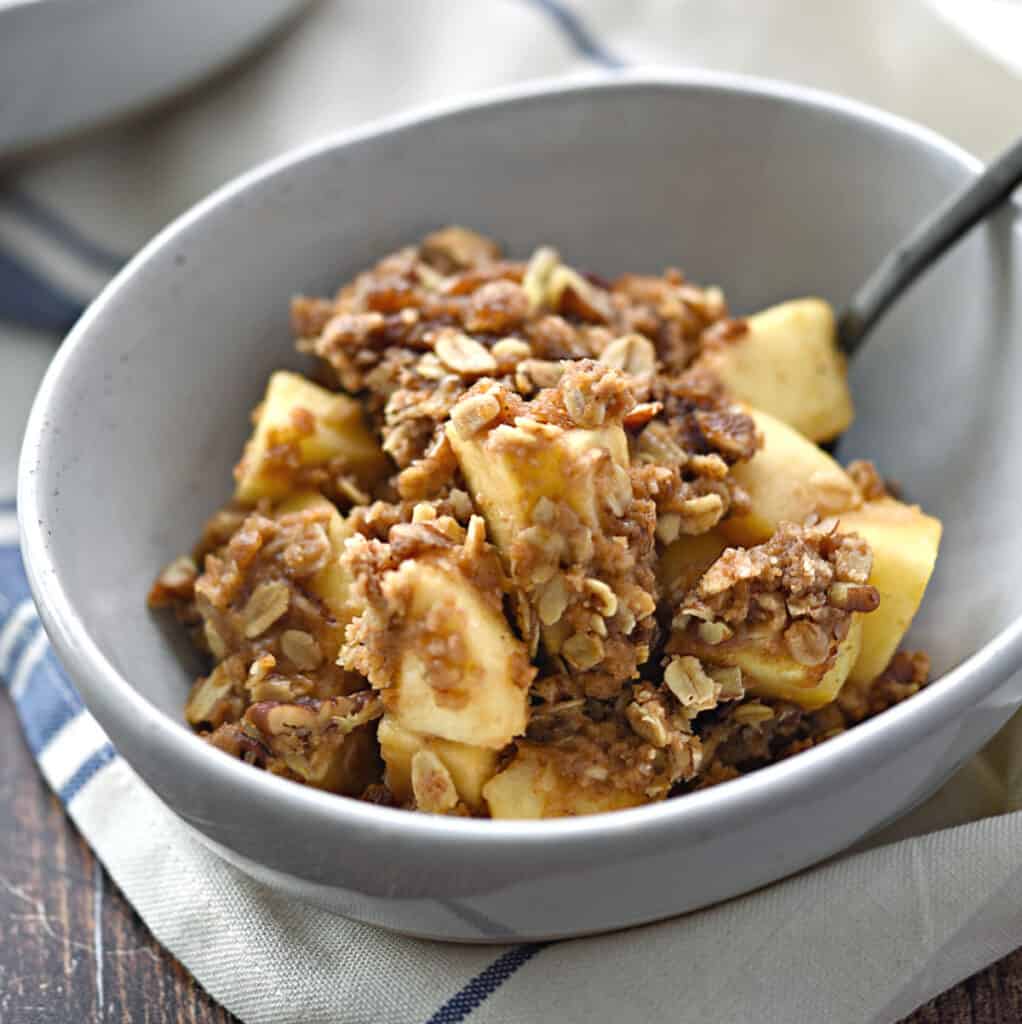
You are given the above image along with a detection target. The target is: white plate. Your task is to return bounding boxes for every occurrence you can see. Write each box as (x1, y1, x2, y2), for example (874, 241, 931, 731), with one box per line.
(0, 0, 306, 159)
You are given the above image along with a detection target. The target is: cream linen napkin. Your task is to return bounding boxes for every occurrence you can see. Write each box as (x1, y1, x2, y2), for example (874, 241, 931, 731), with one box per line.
(3, 3, 1022, 1021)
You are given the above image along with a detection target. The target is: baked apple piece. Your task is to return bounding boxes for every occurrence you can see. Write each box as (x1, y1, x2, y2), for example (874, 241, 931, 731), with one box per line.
(235, 370, 389, 502)
(368, 555, 530, 747)
(447, 364, 658, 697)
(721, 406, 860, 546)
(378, 718, 497, 814)
(483, 742, 644, 819)
(833, 498, 942, 685)
(275, 491, 358, 629)
(341, 511, 534, 812)
(668, 522, 879, 710)
(694, 298, 853, 443)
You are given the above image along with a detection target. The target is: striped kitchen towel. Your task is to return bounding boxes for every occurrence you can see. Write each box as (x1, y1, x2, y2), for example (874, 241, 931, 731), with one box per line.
(5, 3, 1022, 1023)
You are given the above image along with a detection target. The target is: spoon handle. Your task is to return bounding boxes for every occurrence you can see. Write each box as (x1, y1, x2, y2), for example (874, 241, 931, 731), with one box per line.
(838, 134, 1022, 356)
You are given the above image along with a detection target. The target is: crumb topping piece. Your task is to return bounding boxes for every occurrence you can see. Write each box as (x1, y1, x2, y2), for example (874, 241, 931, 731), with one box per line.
(668, 521, 879, 709)
(206, 691, 382, 794)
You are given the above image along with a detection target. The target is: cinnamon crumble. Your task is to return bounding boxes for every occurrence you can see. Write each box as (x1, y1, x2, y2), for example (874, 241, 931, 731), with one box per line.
(151, 227, 941, 818)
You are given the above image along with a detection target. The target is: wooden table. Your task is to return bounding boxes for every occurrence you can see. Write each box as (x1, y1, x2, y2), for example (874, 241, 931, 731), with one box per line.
(3, 694, 1022, 1024)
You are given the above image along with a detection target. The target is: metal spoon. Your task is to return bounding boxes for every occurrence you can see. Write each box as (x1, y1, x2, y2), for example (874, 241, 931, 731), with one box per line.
(838, 135, 1022, 355)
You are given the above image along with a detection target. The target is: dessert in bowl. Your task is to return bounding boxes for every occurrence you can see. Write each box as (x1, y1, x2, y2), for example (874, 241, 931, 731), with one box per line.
(148, 225, 939, 822)
(19, 72, 1022, 940)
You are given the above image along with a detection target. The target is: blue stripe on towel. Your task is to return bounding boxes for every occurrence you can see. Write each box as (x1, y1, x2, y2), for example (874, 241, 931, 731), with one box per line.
(0, 244, 86, 333)
(0, 546, 31, 610)
(7, 190, 126, 272)
(58, 742, 117, 804)
(522, 0, 624, 68)
(16, 648, 86, 755)
(426, 944, 545, 1023)
(1, 616, 38, 683)
(1, 522, 117, 802)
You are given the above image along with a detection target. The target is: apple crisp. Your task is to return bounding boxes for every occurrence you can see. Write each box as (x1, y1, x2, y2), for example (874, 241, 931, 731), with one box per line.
(149, 227, 941, 818)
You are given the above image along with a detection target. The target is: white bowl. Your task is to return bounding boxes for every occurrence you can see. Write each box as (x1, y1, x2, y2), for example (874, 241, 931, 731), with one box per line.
(19, 71, 1022, 941)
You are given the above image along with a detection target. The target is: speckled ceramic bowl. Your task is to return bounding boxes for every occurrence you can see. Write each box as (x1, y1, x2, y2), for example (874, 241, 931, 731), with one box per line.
(19, 71, 1022, 942)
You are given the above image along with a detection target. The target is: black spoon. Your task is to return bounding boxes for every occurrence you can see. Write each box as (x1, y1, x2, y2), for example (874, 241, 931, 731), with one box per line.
(838, 134, 1022, 356)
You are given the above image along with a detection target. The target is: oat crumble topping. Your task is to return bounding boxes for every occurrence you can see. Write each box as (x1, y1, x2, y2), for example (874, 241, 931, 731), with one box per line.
(150, 227, 940, 818)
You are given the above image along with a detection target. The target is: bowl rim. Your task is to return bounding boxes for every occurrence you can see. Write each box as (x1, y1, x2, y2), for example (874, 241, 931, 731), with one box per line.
(19, 67, 1022, 849)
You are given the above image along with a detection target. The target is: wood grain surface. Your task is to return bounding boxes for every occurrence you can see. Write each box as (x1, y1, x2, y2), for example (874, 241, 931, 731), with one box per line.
(0, 695, 236, 1024)
(0, 690, 1017, 1024)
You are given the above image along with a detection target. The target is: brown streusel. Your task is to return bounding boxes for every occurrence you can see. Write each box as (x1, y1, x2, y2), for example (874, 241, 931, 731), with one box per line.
(150, 227, 937, 818)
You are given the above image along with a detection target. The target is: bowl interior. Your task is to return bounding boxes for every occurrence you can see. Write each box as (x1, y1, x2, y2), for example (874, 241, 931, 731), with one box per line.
(25, 77, 1022, 728)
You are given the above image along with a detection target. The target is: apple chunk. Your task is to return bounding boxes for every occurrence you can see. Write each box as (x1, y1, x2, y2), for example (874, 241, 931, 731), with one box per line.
(235, 371, 389, 502)
(386, 560, 529, 746)
(346, 549, 532, 750)
(674, 614, 864, 711)
(378, 717, 497, 812)
(275, 491, 356, 629)
(483, 743, 645, 819)
(668, 521, 879, 710)
(658, 529, 730, 596)
(696, 298, 853, 442)
(834, 498, 942, 684)
(447, 400, 647, 679)
(721, 407, 860, 546)
(447, 418, 628, 552)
